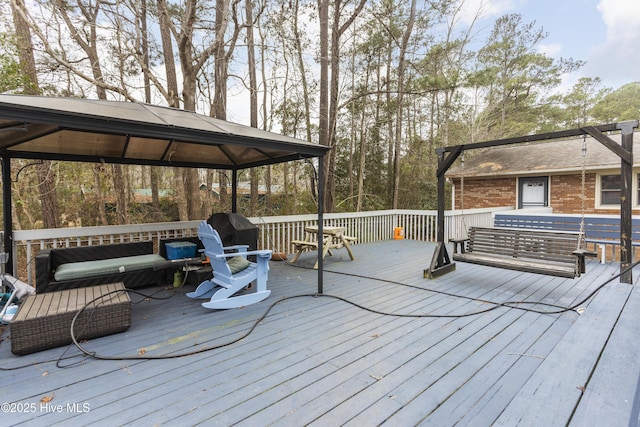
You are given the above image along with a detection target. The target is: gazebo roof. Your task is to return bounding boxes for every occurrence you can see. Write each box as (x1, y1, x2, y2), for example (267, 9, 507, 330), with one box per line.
(0, 95, 328, 170)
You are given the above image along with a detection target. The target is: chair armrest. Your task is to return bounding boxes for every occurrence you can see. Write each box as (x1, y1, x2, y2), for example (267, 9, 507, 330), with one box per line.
(222, 244, 249, 253)
(214, 250, 272, 259)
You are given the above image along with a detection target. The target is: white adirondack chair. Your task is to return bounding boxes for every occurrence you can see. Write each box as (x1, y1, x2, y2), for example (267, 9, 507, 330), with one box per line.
(186, 221, 272, 309)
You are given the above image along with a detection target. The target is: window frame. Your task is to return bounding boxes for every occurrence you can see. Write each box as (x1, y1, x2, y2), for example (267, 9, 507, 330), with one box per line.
(596, 171, 639, 209)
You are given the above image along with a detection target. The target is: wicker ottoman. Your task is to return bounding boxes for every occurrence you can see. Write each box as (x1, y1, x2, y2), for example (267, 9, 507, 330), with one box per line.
(10, 282, 131, 355)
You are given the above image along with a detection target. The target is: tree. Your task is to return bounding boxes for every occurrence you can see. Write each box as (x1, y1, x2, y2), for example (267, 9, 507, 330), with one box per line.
(476, 13, 583, 138)
(10, 0, 60, 229)
(560, 77, 609, 127)
(318, 0, 367, 213)
(591, 82, 640, 123)
(391, 0, 416, 209)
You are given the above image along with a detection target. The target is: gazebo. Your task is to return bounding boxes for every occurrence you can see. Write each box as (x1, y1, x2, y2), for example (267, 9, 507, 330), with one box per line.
(0, 95, 330, 290)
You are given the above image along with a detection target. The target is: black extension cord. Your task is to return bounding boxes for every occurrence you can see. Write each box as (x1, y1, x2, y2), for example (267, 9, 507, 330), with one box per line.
(2, 259, 637, 369)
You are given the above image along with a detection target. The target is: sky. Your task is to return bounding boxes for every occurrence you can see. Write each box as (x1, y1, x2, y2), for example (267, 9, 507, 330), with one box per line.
(477, 0, 640, 90)
(225, 0, 639, 125)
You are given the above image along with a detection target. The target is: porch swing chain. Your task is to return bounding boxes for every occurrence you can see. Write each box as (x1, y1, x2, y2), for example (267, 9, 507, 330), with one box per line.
(578, 135, 587, 251)
(459, 153, 469, 240)
(460, 152, 464, 213)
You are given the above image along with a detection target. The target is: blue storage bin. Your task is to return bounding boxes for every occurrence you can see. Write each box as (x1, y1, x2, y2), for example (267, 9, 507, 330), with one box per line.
(166, 242, 197, 260)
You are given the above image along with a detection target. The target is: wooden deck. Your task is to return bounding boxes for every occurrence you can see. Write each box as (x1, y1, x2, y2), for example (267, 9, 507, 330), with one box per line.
(1, 239, 639, 426)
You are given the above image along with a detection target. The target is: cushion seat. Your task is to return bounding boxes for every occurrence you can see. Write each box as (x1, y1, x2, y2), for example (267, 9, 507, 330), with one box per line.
(54, 254, 166, 281)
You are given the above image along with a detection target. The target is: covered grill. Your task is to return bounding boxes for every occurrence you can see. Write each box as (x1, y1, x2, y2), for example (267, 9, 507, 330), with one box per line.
(207, 212, 259, 253)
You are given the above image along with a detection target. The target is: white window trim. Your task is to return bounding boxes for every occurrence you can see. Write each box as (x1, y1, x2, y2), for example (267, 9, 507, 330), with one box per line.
(595, 170, 639, 209)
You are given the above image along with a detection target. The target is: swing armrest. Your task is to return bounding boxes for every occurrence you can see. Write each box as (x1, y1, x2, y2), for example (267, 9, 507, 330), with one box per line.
(573, 249, 598, 257)
(572, 249, 598, 275)
(449, 237, 469, 254)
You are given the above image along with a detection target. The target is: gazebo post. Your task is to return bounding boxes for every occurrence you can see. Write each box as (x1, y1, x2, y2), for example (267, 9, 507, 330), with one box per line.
(1, 155, 12, 275)
(231, 169, 238, 214)
(317, 155, 324, 294)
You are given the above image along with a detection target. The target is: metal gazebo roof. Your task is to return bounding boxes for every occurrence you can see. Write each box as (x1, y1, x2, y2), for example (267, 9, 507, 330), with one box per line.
(0, 95, 330, 291)
(0, 95, 328, 169)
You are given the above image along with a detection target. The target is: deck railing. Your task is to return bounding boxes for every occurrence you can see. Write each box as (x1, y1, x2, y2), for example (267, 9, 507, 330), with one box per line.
(10, 207, 508, 284)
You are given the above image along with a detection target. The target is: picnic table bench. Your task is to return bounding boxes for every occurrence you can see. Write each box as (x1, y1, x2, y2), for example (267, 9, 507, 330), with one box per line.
(451, 226, 596, 278)
(290, 226, 357, 269)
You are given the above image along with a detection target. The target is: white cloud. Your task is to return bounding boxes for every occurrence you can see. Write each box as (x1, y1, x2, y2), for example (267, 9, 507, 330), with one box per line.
(583, 0, 640, 88)
(457, 0, 516, 26)
(538, 43, 562, 57)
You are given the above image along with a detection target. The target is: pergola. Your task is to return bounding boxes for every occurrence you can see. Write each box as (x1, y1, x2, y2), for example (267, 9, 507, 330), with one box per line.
(0, 95, 330, 291)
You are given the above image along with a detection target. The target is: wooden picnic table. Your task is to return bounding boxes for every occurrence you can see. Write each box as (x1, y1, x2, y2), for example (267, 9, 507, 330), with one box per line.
(290, 225, 356, 269)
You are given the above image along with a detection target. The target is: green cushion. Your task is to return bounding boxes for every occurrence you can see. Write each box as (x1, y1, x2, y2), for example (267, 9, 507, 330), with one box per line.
(227, 256, 251, 274)
(54, 254, 166, 281)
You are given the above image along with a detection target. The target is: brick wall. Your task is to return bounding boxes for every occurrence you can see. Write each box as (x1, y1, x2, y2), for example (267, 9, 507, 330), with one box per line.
(453, 173, 639, 214)
(550, 174, 596, 214)
(453, 177, 516, 209)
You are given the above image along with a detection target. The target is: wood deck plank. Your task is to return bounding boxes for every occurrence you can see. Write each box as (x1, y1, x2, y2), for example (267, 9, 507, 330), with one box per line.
(0, 240, 635, 426)
(493, 280, 634, 426)
(569, 282, 640, 426)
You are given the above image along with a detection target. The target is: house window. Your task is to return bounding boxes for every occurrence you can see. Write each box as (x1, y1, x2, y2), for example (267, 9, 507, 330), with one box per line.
(600, 174, 621, 205)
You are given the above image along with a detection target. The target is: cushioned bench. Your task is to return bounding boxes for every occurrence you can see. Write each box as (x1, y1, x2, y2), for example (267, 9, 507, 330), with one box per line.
(53, 254, 165, 281)
(35, 241, 166, 293)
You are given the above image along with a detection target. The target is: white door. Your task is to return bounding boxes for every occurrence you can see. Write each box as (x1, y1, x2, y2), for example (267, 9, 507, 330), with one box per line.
(520, 177, 548, 208)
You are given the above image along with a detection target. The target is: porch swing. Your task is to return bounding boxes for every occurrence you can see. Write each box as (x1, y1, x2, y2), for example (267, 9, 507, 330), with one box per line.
(429, 134, 606, 279)
(450, 143, 591, 278)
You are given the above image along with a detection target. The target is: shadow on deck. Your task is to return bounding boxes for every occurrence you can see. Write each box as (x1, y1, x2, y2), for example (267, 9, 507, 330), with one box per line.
(1, 239, 639, 426)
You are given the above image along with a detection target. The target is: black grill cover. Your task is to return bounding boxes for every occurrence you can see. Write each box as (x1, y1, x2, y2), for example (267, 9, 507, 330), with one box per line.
(207, 212, 258, 252)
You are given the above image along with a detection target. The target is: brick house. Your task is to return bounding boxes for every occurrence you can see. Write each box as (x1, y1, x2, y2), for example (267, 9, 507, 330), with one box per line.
(445, 133, 640, 215)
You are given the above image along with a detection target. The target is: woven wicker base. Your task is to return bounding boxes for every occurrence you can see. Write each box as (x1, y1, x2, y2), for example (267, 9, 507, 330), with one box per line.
(10, 282, 131, 355)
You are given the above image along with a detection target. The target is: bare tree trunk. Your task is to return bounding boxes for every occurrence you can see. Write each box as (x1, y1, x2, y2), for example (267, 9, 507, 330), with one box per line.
(158, 0, 201, 221)
(157, 0, 180, 108)
(323, 0, 367, 212)
(112, 164, 129, 224)
(292, 0, 312, 143)
(138, 0, 160, 219)
(150, 167, 161, 220)
(384, 13, 394, 206)
(49, 0, 134, 223)
(257, 21, 273, 212)
(212, 0, 241, 213)
(214, 0, 231, 211)
(11, 0, 60, 228)
(94, 165, 108, 225)
(392, 0, 417, 209)
(356, 58, 371, 212)
(318, 0, 330, 212)
(246, 0, 259, 215)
